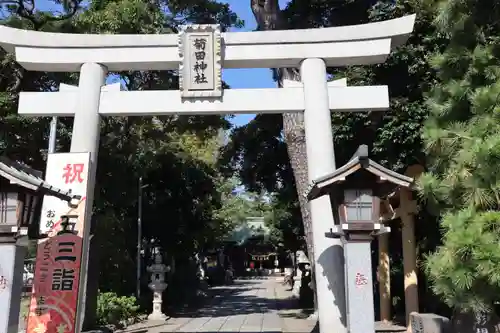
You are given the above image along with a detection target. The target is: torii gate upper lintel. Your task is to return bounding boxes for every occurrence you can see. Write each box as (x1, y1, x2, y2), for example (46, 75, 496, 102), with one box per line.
(0, 14, 416, 333)
(0, 14, 415, 71)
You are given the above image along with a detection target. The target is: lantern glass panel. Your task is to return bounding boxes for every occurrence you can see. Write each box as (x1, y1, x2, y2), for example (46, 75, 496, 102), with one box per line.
(344, 189, 373, 222)
(0, 192, 19, 226)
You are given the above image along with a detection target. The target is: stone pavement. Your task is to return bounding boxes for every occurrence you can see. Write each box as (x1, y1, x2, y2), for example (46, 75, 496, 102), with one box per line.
(118, 277, 317, 333)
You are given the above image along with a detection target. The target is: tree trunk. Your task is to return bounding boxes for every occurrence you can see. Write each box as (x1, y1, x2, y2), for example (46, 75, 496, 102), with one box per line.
(282, 112, 314, 264)
(250, 0, 315, 283)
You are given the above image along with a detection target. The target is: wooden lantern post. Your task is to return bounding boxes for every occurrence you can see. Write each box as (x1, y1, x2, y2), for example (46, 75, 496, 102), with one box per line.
(376, 164, 423, 328)
(377, 200, 394, 323)
(399, 165, 423, 328)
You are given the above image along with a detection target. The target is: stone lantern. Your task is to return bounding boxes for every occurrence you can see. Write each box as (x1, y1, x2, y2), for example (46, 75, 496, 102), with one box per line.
(147, 250, 170, 321)
(292, 250, 310, 298)
(274, 257, 279, 273)
(0, 157, 76, 333)
(306, 145, 414, 333)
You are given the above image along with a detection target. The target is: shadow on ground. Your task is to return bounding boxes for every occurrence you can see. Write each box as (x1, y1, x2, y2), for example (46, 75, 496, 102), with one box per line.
(114, 278, 317, 333)
(172, 294, 299, 317)
(236, 276, 276, 280)
(172, 280, 301, 318)
(278, 308, 314, 319)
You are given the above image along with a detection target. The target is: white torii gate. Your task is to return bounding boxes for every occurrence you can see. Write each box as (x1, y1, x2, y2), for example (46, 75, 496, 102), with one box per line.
(0, 14, 415, 333)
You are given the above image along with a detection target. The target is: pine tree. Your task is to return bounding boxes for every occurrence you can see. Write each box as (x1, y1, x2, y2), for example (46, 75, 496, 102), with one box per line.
(421, 0, 500, 313)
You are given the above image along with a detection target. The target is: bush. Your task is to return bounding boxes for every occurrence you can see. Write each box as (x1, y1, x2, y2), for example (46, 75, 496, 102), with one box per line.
(96, 291, 140, 328)
(425, 210, 500, 313)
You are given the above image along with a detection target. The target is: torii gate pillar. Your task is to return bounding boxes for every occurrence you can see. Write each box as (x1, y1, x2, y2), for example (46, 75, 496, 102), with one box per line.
(301, 58, 346, 327)
(70, 62, 107, 329)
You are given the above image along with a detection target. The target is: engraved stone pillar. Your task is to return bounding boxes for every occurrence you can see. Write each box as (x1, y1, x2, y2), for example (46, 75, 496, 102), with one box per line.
(345, 240, 376, 333)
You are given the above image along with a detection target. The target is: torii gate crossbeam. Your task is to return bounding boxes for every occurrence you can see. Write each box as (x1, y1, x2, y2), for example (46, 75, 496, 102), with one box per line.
(18, 85, 389, 116)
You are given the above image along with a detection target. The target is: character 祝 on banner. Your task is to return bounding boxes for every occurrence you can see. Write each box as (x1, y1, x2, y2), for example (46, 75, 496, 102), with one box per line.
(62, 163, 85, 184)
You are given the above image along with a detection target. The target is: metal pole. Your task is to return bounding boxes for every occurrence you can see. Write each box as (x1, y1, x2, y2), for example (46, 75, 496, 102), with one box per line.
(137, 177, 143, 300)
(48, 117, 58, 154)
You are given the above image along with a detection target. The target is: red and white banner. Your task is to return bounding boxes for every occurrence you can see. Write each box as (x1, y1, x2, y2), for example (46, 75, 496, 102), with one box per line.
(27, 152, 91, 333)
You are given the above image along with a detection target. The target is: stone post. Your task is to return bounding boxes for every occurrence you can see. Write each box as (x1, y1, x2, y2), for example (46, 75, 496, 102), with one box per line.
(0, 236, 25, 333)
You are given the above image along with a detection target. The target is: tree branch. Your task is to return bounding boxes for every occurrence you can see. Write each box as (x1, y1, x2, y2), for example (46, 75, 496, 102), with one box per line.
(9, 67, 24, 92)
(250, 0, 283, 30)
(250, 0, 299, 83)
(12, 0, 80, 30)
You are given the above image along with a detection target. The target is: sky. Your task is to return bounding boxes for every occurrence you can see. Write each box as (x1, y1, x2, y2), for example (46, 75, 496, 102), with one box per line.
(222, 0, 290, 127)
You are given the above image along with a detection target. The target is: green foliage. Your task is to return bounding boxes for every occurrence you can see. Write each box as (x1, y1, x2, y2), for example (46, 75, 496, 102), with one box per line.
(96, 291, 140, 327)
(214, 178, 260, 227)
(421, 0, 500, 313)
(424, 210, 500, 312)
(261, 193, 303, 250)
(213, 178, 295, 247)
(330, 0, 445, 170)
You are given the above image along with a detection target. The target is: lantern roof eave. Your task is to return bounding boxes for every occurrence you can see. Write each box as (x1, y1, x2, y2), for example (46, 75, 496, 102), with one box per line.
(306, 145, 414, 201)
(0, 156, 75, 202)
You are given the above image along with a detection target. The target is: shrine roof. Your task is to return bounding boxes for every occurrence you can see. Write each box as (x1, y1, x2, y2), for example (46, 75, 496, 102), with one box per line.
(0, 156, 75, 202)
(306, 145, 414, 201)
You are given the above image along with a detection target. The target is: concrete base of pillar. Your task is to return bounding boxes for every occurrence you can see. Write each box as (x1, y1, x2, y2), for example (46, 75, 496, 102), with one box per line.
(148, 289, 167, 322)
(147, 312, 167, 321)
(307, 311, 319, 321)
(292, 273, 302, 298)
